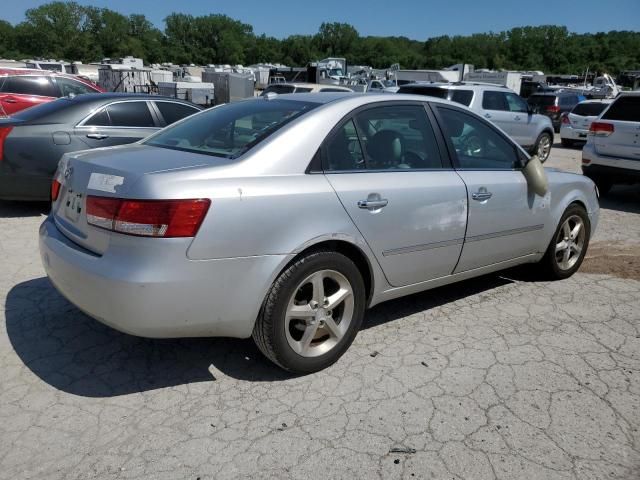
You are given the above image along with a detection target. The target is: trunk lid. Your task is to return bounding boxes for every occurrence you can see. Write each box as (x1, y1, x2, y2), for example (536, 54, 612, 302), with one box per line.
(52, 144, 210, 254)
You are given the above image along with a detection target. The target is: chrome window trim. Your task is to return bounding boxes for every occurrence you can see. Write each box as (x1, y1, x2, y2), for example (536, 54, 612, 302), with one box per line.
(76, 99, 158, 128)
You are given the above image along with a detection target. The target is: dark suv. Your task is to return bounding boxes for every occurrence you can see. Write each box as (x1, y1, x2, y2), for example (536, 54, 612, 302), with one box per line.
(527, 92, 583, 132)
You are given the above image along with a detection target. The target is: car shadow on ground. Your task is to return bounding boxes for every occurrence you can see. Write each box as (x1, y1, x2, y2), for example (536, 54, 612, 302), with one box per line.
(599, 185, 640, 214)
(0, 200, 49, 218)
(6, 272, 520, 396)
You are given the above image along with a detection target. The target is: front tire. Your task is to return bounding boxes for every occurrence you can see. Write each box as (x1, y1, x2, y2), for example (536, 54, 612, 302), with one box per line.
(538, 204, 590, 279)
(534, 132, 553, 162)
(253, 249, 366, 373)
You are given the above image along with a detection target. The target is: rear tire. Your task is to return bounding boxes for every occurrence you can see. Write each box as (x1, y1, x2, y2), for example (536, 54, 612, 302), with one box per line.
(534, 132, 553, 162)
(253, 249, 366, 374)
(538, 204, 590, 280)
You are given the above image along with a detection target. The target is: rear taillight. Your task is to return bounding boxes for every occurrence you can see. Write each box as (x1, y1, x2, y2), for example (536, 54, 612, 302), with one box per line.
(546, 106, 561, 113)
(0, 126, 13, 162)
(589, 121, 614, 137)
(51, 179, 61, 201)
(86, 197, 211, 238)
(561, 114, 570, 125)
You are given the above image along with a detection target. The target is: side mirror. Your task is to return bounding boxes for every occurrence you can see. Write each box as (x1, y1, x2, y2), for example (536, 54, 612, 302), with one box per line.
(522, 155, 548, 196)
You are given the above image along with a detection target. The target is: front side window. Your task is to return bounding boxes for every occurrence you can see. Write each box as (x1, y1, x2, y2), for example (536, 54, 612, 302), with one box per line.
(1, 76, 58, 97)
(106, 102, 155, 127)
(505, 93, 528, 113)
(482, 91, 508, 111)
(145, 99, 318, 159)
(436, 107, 519, 170)
(55, 77, 96, 97)
(353, 105, 443, 170)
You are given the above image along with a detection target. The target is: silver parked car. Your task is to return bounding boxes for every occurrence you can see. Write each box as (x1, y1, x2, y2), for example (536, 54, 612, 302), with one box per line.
(39, 93, 599, 373)
(398, 82, 555, 162)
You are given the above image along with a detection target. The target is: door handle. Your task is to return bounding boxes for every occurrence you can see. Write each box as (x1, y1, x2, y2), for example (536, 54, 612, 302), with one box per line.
(2, 98, 17, 104)
(86, 133, 109, 140)
(514, 116, 521, 121)
(358, 199, 388, 210)
(472, 191, 493, 201)
(484, 113, 492, 119)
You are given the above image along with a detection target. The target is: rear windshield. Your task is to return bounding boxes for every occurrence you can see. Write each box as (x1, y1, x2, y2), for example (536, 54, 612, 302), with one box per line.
(397, 86, 473, 106)
(571, 102, 609, 117)
(527, 95, 555, 107)
(262, 85, 296, 95)
(144, 99, 318, 159)
(602, 96, 640, 122)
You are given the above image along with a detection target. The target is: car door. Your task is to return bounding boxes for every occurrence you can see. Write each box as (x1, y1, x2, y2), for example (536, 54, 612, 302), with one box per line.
(504, 92, 535, 145)
(0, 76, 58, 115)
(75, 100, 159, 148)
(480, 90, 515, 137)
(433, 105, 550, 273)
(323, 103, 468, 287)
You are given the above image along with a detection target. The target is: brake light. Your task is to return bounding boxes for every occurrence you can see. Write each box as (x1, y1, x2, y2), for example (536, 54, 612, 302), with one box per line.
(51, 179, 61, 201)
(561, 114, 570, 125)
(86, 197, 210, 238)
(545, 106, 561, 113)
(589, 122, 614, 136)
(0, 126, 12, 162)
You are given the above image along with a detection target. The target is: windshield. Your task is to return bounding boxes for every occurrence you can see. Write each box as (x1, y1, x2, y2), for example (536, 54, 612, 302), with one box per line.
(145, 99, 318, 159)
(572, 102, 609, 117)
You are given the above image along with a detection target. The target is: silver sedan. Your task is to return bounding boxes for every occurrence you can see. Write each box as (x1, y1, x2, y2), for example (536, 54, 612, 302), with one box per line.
(39, 93, 599, 373)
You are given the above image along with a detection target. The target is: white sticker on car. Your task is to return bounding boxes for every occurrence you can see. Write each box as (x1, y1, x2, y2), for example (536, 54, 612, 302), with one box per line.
(88, 173, 124, 193)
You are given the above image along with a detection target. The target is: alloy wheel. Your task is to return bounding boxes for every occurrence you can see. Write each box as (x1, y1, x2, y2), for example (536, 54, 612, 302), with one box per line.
(554, 214, 585, 271)
(537, 134, 552, 161)
(284, 269, 354, 357)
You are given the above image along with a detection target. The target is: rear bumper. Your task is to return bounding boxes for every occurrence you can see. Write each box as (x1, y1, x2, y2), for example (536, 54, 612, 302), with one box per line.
(39, 216, 291, 338)
(582, 143, 640, 183)
(559, 125, 589, 141)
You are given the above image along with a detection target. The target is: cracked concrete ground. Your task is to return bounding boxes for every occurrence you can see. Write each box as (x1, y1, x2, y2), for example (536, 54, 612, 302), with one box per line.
(1, 139, 639, 479)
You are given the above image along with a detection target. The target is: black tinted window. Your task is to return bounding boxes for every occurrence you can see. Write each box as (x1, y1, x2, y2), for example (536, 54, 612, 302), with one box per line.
(528, 95, 555, 107)
(84, 108, 111, 126)
(145, 99, 317, 159)
(1, 76, 58, 97)
(437, 107, 519, 170)
(572, 102, 609, 117)
(325, 119, 365, 171)
(482, 91, 508, 111)
(155, 102, 199, 125)
(55, 77, 96, 96)
(450, 90, 473, 106)
(602, 96, 640, 122)
(398, 86, 448, 99)
(353, 105, 443, 170)
(106, 102, 155, 127)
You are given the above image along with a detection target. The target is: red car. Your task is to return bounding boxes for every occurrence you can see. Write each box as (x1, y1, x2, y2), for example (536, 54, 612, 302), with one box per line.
(0, 69, 104, 116)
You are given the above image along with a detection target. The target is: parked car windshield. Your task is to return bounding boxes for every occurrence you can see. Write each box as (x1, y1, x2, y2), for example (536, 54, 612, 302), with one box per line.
(145, 99, 318, 159)
(572, 102, 609, 117)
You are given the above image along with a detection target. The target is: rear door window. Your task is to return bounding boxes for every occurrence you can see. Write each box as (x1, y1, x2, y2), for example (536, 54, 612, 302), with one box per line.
(325, 119, 365, 171)
(106, 101, 155, 127)
(602, 96, 640, 122)
(155, 101, 200, 125)
(505, 93, 528, 113)
(352, 104, 443, 170)
(83, 108, 111, 126)
(0, 76, 58, 97)
(482, 91, 508, 111)
(450, 90, 473, 106)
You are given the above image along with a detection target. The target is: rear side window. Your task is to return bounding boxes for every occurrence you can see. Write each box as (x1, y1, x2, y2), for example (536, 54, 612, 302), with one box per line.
(482, 91, 508, 111)
(505, 92, 528, 113)
(155, 102, 199, 125)
(436, 107, 519, 170)
(106, 102, 155, 127)
(450, 90, 473, 106)
(602, 96, 640, 122)
(572, 102, 609, 117)
(145, 99, 318, 159)
(55, 77, 96, 97)
(0, 76, 58, 97)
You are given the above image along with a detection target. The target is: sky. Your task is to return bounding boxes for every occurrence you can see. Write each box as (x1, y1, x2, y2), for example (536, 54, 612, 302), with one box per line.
(2, 0, 640, 40)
